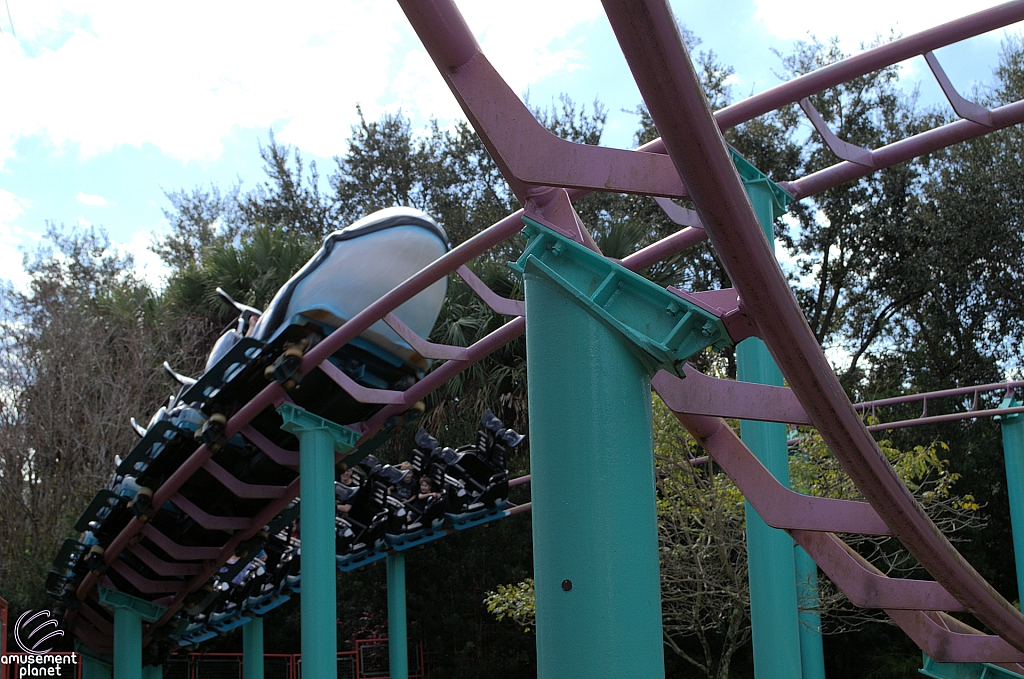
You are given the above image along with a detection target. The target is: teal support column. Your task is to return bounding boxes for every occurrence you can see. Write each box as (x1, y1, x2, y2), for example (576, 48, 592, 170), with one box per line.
(998, 396, 1024, 598)
(81, 656, 112, 679)
(795, 545, 826, 679)
(243, 616, 265, 679)
(77, 641, 113, 679)
(112, 608, 142, 679)
(734, 154, 805, 679)
(97, 586, 166, 679)
(513, 218, 729, 679)
(387, 552, 408, 679)
(525, 270, 663, 679)
(279, 404, 359, 679)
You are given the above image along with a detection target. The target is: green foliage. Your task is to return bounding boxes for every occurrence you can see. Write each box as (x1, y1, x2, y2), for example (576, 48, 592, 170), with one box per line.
(484, 578, 535, 630)
(155, 185, 241, 271)
(789, 431, 961, 505)
(163, 223, 319, 325)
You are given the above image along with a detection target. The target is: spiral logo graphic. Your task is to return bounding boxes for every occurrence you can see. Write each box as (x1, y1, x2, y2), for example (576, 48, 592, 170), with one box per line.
(13, 610, 64, 655)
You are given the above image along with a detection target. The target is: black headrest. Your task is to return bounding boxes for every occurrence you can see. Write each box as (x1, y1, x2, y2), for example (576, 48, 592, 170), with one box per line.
(378, 466, 410, 485)
(415, 428, 439, 451)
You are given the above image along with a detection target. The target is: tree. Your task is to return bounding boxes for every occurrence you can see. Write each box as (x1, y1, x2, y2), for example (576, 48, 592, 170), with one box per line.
(0, 226, 208, 613)
(155, 185, 241, 271)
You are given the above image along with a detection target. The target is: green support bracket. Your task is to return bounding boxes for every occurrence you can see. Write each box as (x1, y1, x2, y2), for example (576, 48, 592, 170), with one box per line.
(97, 586, 168, 623)
(98, 587, 166, 679)
(921, 652, 1024, 678)
(512, 218, 731, 377)
(278, 404, 361, 453)
(514, 219, 727, 678)
(729, 146, 794, 222)
(278, 403, 359, 679)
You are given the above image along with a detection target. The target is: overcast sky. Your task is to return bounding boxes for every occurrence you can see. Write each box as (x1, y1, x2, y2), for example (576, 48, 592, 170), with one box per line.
(0, 0, 1019, 289)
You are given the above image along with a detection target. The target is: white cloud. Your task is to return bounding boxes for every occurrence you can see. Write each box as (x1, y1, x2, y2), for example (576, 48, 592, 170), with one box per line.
(76, 191, 112, 206)
(0, 0, 600, 167)
(0, 189, 26, 224)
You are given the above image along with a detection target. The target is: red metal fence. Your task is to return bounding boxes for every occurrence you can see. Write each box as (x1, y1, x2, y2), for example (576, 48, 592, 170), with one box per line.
(0, 639, 421, 679)
(164, 639, 425, 679)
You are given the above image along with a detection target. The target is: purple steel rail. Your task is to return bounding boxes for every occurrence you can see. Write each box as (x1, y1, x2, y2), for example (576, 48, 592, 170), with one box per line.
(70, 0, 1024, 657)
(400, 0, 1024, 203)
(661, 408, 892, 535)
(656, 366, 1024, 431)
(790, 530, 964, 612)
(865, 404, 1024, 432)
(128, 544, 203, 578)
(857, 380, 1024, 431)
(785, 99, 1024, 199)
(713, 1, 1024, 130)
(599, 0, 1024, 656)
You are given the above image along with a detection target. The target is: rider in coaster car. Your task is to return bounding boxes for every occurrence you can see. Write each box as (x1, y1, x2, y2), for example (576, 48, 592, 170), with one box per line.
(407, 477, 443, 523)
(388, 462, 418, 505)
(335, 465, 359, 515)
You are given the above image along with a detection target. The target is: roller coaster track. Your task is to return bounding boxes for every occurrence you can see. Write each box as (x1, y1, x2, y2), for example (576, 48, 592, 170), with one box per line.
(61, 0, 1024, 667)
